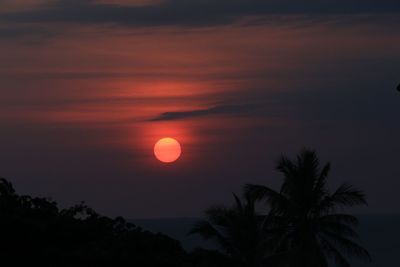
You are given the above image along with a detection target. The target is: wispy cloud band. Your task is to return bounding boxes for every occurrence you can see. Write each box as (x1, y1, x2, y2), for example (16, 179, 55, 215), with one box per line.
(2, 0, 400, 28)
(150, 103, 263, 121)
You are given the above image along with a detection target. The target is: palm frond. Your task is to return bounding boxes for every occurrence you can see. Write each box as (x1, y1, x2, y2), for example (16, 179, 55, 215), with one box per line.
(319, 221, 359, 239)
(333, 184, 367, 206)
(232, 193, 243, 212)
(322, 231, 371, 261)
(320, 238, 352, 267)
(314, 162, 330, 195)
(318, 184, 367, 213)
(244, 184, 288, 212)
(276, 156, 297, 178)
(189, 220, 222, 239)
(205, 206, 231, 226)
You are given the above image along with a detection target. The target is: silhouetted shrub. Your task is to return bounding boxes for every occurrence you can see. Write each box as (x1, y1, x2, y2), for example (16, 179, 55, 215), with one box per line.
(0, 178, 224, 266)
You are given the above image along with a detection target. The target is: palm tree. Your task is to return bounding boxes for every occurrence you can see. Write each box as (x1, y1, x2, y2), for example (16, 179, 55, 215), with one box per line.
(245, 149, 371, 267)
(189, 194, 270, 267)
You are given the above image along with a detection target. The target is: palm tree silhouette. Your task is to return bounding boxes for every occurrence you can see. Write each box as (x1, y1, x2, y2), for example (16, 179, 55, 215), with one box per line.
(189, 194, 270, 267)
(245, 149, 371, 267)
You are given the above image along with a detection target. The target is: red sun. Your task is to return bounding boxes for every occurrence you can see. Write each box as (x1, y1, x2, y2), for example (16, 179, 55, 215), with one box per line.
(154, 137, 182, 163)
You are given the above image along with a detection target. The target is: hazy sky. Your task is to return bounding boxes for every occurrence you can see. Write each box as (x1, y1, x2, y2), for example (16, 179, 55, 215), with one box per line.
(1, 0, 399, 218)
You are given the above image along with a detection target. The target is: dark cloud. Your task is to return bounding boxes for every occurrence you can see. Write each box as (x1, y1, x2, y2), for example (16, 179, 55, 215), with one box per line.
(150, 103, 263, 121)
(2, 0, 400, 28)
(0, 25, 54, 39)
(0, 26, 33, 38)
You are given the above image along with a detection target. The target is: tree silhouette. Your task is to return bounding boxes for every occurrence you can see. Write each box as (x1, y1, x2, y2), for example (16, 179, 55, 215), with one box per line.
(0, 177, 227, 266)
(245, 149, 371, 267)
(189, 194, 270, 267)
(0, 149, 372, 267)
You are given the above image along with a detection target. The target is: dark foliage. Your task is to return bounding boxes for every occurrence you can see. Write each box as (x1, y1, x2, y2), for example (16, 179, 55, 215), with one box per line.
(245, 149, 371, 267)
(0, 178, 228, 267)
(0, 149, 370, 267)
(189, 194, 271, 267)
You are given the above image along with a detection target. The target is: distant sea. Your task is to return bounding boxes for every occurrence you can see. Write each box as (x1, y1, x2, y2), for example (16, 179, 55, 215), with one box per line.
(132, 214, 400, 267)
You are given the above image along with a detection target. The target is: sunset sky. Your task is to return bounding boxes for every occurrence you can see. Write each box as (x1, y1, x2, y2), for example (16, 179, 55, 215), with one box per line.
(1, 0, 400, 218)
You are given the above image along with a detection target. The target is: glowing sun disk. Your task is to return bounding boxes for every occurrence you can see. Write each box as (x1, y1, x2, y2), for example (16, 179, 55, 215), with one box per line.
(154, 137, 182, 163)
